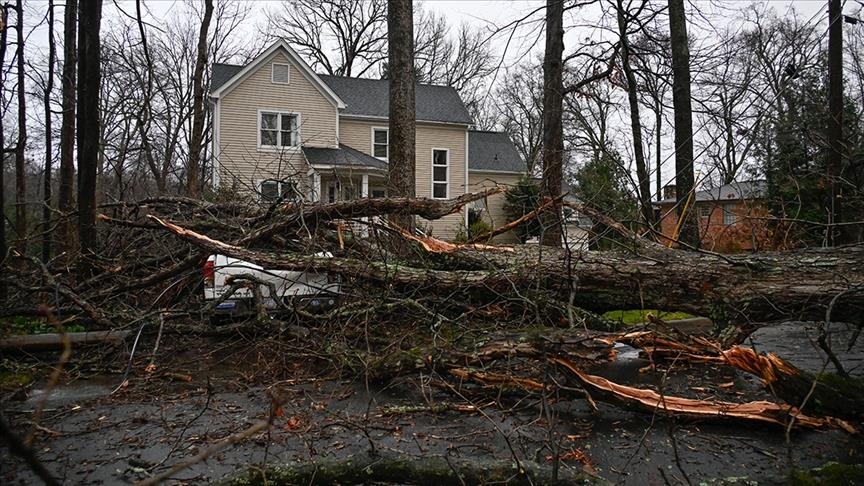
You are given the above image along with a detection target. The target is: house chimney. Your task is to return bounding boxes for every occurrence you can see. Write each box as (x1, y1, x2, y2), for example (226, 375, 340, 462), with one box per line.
(663, 184, 676, 200)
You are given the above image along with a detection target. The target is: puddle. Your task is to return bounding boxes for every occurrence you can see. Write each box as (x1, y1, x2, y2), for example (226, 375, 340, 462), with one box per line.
(23, 376, 118, 408)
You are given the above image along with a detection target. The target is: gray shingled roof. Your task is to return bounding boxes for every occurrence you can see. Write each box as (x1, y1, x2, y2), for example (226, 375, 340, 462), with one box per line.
(210, 64, 473, 125)
(468, 130, 525, 173)
(656, 180, 767, 204)
(302, 144, 388, 170)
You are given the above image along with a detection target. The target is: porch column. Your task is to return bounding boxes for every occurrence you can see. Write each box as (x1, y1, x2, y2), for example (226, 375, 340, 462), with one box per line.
(310, 171, 322, 202)
(361, 174, 370, 237)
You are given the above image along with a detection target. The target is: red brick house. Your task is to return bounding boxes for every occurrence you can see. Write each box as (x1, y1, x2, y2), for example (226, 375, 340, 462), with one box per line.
(655, 181, 773, 252)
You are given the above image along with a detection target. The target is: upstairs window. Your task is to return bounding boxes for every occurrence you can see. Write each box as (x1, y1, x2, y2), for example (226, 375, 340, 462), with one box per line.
(699, 206, 710, 218)
(260, 179, 298, 202)
(372, 128, 389, 159)
(723, 203, 737, 225)
(272, 63, 290, 84)
(432, 149, 449, 199)
(260, 111, 299, 148)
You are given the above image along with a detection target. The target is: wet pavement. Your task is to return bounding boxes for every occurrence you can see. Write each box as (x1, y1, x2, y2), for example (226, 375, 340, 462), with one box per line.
(1, 321, 862, 485)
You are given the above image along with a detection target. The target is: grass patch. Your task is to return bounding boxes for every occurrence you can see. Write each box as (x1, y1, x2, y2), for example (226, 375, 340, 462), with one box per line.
(0, 316, 85, 337)
(602, 309, 695, 325)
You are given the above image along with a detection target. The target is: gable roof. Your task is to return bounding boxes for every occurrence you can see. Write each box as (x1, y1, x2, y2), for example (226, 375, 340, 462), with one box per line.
(302, 144, 388, 170)
(656, 180, 767, 204)
(468, 130, 526, 173)
(209, 40, 346, 109)
(318, 75, 473, 125)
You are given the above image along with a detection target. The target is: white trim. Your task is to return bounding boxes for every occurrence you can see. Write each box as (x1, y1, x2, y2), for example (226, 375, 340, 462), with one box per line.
(464, 130, 470, 226)
(271, 62, 290, 84)
(467, 169, 526, 175)
(335, 105, 340, 144)
(431, 147, 450, 200)
(212, 100, 221, 188)
(340, 113, 471, 128)
(257, 109, 302, 151)
(211, 40, 346, 109)
(370, 126, 389, 160)
(309, 164, 388, 173)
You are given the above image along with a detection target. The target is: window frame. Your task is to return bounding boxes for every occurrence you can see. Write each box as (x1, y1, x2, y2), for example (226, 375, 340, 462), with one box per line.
(431, 148, 449, 200)
(258, 178, 298, 202)
(723, 203, 737, 226)
(258, 110, 301, 150)
(699, 205, 710, 218)
(371, 127, 389, 160)
(271, 63, 290, 85)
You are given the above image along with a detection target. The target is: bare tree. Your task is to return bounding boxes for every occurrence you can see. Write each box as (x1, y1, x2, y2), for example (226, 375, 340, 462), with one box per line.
(388, 0, 415, 230)
(41, 0, 56, 261)
(263, 0, 388, 78)
(668, 0, 699, 248)
(614, 0, 654, 228)
(57, 0, 76, 255)
(77, 0, 102, 252)
(186, 0, 214, 197)
(0, 4, 8, 298)
(541, 0, 565, 247)
(14, 0, 26, 249)
(498, 61, 544, 175)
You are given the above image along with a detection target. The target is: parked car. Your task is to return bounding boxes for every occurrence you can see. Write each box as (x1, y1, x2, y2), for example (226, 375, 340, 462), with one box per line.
(203, 254, 340, 317)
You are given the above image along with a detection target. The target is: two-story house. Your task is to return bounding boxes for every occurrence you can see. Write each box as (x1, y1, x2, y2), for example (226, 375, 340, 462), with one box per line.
(210, 40, 525, 242)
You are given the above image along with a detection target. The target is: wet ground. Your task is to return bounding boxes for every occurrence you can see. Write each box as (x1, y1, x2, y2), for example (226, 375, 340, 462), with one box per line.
(1, 321, 862, 485)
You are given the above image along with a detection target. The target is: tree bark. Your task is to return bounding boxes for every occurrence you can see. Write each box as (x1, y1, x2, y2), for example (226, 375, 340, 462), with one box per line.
(616, 0, 654, 230)
(186, 0, 214, 198)
(76, 0, 102, 253)
(827, 0, 843, 245)
(541, 0, 565, 247)
(667, 0, 700, 248)
(57, 0, 77, 256)
(42, 0, 56, 262)
(387, 0, 416, 230)
(0, 5, 8, 299)
(14, 0, 26, 250)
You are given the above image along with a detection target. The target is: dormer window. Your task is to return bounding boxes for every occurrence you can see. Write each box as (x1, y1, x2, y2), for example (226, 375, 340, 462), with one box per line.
(272, 63, 290, 84)
(259, 111, 299, 148)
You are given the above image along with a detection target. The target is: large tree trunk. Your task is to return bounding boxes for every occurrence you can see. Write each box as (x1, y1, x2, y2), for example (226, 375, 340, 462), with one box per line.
(14, 0, 26, 250)
(76, 0, 102, 253)
(668, 0, 700, 248)
(57, 0, 77, 256)
(0, 5, 8, 299)
(387, 0, 416, 230)
(827, 0, 843, 245)
(148, 214, 864, 324)
(541, 0, 565, 247)
(616, 0, 653, 230)
(186, 0, 214, 198)
(41, 0, 56, 262)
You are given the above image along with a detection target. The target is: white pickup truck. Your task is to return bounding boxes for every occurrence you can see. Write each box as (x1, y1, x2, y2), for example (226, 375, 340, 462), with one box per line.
(203, 254, 340, 316)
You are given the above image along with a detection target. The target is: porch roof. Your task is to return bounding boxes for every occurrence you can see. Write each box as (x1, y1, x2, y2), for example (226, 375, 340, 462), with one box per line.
(303, 144, 388, 170)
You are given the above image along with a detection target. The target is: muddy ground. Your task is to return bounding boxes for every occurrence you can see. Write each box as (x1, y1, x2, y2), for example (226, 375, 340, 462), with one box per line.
(1, 321, 862, 485)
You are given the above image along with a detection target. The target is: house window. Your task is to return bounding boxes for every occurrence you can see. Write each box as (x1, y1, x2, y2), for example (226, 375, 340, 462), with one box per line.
(723, 203, 737, 225)
(372, 128, 388, 159)
(272, 63, 290, 84)
(699, 206, 710, 218)
(432, 149, 449, 199)
(260, 179, 298, 202)
(371, 189, 386, 198)
(260, 111, 299, 148)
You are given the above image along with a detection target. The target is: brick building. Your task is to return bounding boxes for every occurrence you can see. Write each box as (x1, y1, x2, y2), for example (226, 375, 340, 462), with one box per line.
(655, 181, 773, 252)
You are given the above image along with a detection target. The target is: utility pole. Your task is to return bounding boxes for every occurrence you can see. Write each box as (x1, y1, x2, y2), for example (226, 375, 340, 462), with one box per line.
(827, 0, 843, 246)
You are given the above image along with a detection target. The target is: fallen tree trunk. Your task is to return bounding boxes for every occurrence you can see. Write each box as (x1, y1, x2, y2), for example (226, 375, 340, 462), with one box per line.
(147, 216, 864, 323)
(0, 331, 130, 352)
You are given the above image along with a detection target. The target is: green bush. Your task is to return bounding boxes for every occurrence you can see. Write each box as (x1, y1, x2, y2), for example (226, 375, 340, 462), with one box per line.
(503, 177, 542, 243)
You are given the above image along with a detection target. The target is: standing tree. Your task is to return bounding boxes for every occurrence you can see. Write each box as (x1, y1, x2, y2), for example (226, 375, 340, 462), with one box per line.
(541, 0, 565, 247)
(826, 0, 843, 244)
(187, 0, 214, 197)
(667, 0, 699, 248)
(14, 0, 26, 250)
(58, 0, 77, 255)
(498, 61, 544, 175)
(614, 0, 653, 229)
(41, 0, 57, 261)
(0, 4, 8, 299)
(387, 0, 416, 230)
(77, 0, 102, 252)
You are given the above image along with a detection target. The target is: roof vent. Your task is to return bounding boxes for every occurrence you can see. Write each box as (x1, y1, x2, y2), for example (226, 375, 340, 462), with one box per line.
(272, 63, 290, 84)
